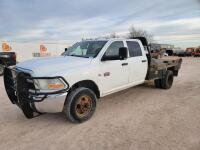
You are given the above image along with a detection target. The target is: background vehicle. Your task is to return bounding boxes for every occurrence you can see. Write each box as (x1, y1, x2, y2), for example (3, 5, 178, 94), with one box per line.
(192, 48, 200, 57)
(0, 52, 16, 76)
(165, 49, 173, 56)
(4, 37, 182, 123)
(185, 48, 195, 56)
(173, 49, 186, 57)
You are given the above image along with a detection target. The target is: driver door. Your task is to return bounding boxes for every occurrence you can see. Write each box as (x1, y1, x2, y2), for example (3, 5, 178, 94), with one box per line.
(100, 41, 129, 95)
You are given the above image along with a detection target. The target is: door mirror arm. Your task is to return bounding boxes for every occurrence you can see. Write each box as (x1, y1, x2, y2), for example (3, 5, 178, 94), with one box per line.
(119, 47, 128, 60)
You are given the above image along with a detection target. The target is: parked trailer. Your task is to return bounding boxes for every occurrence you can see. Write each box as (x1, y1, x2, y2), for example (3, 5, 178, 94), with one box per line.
(0, 42, 69, 62)
(0, 42, 69, 76)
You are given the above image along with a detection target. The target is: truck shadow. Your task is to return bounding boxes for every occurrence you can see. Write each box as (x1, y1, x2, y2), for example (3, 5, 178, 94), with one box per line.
(32, 112, 70, 124)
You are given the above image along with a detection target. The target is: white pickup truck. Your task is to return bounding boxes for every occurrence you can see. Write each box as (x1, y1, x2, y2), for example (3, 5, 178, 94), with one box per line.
(4, 37, 182, 123)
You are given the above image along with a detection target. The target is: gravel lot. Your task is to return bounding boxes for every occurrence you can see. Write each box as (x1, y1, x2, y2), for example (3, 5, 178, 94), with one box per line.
(0, 57, 200, 150)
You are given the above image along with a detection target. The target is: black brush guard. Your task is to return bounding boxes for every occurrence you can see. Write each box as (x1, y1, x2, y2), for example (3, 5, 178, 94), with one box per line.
(4, 67, 69, 118)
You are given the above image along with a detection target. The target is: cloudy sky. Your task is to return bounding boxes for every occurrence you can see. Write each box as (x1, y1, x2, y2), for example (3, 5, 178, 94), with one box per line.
(0, 0, 199, 48)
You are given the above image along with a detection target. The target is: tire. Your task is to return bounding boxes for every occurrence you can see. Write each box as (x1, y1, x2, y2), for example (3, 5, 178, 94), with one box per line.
(161, 70, 174, 89)
(0, 64, 4, 76)
(154, 79, 162, 88)
(63, 87, 97, 123)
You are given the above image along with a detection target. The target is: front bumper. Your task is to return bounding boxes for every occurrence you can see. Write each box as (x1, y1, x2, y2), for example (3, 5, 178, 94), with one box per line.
(34, 93, 67, 113)
(4, 67, 69, 118)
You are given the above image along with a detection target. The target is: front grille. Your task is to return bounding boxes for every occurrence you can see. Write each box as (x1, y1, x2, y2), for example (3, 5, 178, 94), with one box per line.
(16, 72, 37, 99)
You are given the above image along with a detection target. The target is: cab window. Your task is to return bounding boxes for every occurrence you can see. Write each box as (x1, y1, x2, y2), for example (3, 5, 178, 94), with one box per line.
(104, 41, 124, 57)
(126, 41, 142, 57)
(63, 41, 107, 58)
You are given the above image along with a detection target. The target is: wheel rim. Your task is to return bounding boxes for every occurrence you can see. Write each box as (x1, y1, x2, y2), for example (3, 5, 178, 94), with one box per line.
(0, 64, 4, 74)
(75, 95, 92, 118)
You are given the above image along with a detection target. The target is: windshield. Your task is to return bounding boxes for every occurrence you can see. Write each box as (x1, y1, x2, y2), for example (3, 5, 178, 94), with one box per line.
(62, 41, 107, 58)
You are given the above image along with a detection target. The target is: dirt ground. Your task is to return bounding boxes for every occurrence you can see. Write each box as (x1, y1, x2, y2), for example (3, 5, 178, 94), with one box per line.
(0, 57, 200, 150)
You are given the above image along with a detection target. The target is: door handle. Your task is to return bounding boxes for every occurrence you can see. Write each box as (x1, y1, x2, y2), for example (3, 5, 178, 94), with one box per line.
(122, 63, 128, 66)
(142, 60, 147, 63)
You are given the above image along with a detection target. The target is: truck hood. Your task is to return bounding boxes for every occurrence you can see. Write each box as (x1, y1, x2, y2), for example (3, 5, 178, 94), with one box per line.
(16, 56, 92, 76)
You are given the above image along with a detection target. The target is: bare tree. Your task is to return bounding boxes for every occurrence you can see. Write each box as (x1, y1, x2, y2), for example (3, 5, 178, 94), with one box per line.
(109, 32, 118, 38)
(128, 26, 154, 43)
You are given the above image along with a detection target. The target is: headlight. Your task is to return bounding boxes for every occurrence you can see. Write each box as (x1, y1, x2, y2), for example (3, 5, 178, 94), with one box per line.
(33, 78, 68, 91)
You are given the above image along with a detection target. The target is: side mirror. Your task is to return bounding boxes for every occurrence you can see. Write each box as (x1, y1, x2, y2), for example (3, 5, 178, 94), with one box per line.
(65, 48, 68, 52)
(119, 47, 128, 60)
(101, 47, 128, 61)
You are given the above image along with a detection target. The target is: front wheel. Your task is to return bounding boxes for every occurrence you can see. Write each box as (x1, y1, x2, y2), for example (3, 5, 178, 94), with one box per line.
(63, 87, 97, 123)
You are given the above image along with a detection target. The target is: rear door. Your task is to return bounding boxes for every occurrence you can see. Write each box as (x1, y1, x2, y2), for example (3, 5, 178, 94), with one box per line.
(126, 40, 148, 84)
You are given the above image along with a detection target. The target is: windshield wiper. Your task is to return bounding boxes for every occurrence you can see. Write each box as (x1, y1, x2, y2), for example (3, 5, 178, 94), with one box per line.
(68, 54, 90, 58)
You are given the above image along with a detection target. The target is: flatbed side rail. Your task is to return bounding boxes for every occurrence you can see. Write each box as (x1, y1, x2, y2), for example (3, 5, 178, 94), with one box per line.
(146, 57, 182, 80)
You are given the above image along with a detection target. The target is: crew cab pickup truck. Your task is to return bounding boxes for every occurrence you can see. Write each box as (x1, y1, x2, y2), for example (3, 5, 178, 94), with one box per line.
(4, 37, 182, 123)
(0, 52, 16, 76)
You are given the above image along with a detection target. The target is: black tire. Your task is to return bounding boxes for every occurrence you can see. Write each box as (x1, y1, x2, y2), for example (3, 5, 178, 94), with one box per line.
(161, 70, 174, 89)
(154, 79, 162, 88)
(0, 64, 4, 76)
(63, 87, 97, 123)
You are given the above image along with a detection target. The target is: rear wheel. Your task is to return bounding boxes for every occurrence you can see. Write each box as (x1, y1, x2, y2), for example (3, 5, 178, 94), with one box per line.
(63, 87, 97, 123)
(154, 70, 174, 89)
(154, 79, 162, 88)
(161, 70, 174, 89)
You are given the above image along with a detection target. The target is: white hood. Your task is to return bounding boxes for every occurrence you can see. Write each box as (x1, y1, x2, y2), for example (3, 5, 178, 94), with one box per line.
(16, 56, 92, 76)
